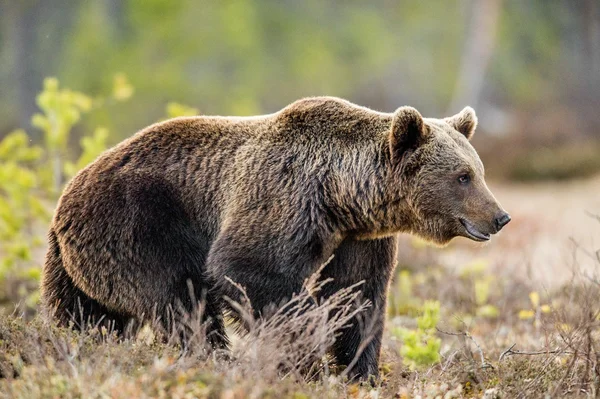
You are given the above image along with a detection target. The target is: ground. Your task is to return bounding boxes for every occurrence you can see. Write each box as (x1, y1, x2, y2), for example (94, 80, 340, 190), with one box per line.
(1, 176, 599, 398)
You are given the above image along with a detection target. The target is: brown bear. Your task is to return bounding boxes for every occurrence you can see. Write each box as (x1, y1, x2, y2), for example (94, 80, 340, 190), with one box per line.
(41, 96, 510, 380)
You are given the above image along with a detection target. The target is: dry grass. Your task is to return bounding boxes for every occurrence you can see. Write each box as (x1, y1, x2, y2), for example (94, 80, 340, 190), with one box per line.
(0, 265, 376, 398)
(2, 253, 599, 398)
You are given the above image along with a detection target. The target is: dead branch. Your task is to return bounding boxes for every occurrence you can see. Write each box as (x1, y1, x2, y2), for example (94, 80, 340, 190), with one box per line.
(436, 327, 490, 369)
(498, 343, 567, 362)
(550, 348, 579, 398)
(584, 210, 600, 224)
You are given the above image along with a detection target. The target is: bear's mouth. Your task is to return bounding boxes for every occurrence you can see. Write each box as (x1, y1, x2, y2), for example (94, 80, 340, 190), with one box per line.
(459, 218, 491, 242)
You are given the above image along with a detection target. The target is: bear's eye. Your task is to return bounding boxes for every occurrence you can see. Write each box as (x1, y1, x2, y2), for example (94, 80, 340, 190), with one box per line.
(457, 174, 471, 185)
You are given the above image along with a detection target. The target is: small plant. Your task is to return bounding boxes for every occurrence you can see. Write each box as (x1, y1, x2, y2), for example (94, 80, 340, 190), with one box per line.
(0, 131, 46, 276)
(518, 290, 551, 327)
(31, 77, 93, 192)
(394, 300, 442, 370)
(0, 76, 129, 314)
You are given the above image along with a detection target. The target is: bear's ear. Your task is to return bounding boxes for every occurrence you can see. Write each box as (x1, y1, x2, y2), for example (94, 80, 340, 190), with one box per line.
(444, 106, 478, 140)
(389, 106, 428, 165)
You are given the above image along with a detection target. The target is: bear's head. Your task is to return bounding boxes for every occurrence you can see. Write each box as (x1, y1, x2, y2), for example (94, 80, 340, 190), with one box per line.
(388, 106, 510, 245)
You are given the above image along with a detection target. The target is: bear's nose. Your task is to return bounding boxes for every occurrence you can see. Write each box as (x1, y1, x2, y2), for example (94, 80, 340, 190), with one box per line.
(494, 212, 511, 231)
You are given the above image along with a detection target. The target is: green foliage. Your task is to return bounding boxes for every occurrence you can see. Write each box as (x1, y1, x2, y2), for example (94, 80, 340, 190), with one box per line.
(0, 130, 44, 162)
(394, 300, 441, 370)
(31, 77, 94, 191)
(0, 131, 45, 277)
(32, 77, 92, 153)
(0, 77, 116, 312)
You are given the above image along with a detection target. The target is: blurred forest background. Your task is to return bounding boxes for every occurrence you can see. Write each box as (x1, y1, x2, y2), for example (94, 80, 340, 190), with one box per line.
(1, 0, 600, 181)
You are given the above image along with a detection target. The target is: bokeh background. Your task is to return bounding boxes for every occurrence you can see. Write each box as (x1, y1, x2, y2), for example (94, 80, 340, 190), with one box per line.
(2, 0, 600, 181)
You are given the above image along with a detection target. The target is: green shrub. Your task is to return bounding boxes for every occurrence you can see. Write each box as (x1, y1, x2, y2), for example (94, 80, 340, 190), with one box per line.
(0, 131, 46, 278)
(0, 77, 119, 314)
(394, 300, 442, 370)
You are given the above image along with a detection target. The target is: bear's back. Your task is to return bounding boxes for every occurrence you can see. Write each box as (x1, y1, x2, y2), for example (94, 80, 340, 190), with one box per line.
(55, 97, 390, 243)
(272, 97, 391, 144)
(55, 115, 269, 245)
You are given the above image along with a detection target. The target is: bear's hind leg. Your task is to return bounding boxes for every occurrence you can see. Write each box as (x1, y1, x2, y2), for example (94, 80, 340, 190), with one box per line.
(42, 263, 132, 333)
(41, 229, 132, 334)
(117, 175, 229, 350)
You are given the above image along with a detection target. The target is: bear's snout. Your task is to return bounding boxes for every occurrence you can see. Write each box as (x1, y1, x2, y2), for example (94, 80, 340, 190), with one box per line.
(494, 212, 511, 232)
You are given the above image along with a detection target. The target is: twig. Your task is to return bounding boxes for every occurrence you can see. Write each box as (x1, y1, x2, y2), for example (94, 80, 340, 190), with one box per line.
(438, 350, 461, 377)
(436, 327, 490, 369)
(580, 312, 596, 391)
(568, 235, 600, 267)
(498, 343, 517, 361)
(584, 210, 600, 224)
(339, 300, 378, 380)
(499, 343, 568, 362)
(550, 348, 579, 398)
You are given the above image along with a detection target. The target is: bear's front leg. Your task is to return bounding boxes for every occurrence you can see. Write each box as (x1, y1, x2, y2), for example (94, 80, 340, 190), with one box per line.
(318, 236, 398, 381)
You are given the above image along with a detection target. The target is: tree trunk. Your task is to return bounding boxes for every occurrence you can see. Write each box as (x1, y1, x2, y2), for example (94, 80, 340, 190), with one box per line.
(449, 0, 503, 113)
(6, 0, 42, 139)
(583, 0, 600, 96)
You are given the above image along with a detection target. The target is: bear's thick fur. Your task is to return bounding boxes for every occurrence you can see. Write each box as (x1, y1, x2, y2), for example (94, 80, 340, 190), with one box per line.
(41, 97, 509, 379)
